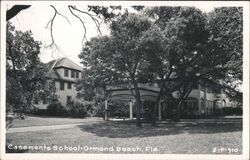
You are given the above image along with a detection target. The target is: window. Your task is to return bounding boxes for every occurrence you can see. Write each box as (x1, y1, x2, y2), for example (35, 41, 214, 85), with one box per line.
(60, 81, 64, 90)
(64, 69, 69, 77)
(67, 96, 72, 104)
(76, 72, 79, 78)
(68, 82, 72, 89)
(71, 70, 75, 78)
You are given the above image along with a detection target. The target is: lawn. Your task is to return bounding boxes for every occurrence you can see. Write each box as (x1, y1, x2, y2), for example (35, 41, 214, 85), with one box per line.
(6, 117, 242, 154)
(11, 116, 103, 128)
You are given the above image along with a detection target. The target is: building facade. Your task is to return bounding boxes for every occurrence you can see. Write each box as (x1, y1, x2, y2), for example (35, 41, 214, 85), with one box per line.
(106, 80, 242, 120)
(35, 58, 82, 109)
(168, 80, 241, 118)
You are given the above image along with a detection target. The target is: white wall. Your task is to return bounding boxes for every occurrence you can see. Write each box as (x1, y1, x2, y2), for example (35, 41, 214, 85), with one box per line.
(189, 89, 200, 99)
(55, 81, 78, 106)
(56, 68, 81, 81)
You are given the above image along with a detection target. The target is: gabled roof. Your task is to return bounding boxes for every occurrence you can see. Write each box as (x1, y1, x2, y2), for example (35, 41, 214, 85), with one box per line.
(45, 58, 82, 81)
(50, 57, 82, 71)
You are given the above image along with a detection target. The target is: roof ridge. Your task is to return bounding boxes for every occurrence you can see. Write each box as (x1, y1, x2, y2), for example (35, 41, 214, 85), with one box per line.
(47, 57, 82, 71)
(51, 59, 60, 71)
(47, 57, 63, 63)
(66, 58, 83, 70)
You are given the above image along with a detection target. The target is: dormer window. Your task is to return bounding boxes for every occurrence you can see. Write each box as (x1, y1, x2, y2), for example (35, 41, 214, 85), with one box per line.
(71, 70, 75, 78)
(64, 69, 69, 77)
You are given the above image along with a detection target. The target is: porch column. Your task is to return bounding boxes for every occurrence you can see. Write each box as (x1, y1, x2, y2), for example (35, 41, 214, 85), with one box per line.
(158, 102, 162, 121)
(129, 101, 133, 119)
(141, 100, 144, 113)
(198, 83, 201, 114)
(105, 100, 108, 121)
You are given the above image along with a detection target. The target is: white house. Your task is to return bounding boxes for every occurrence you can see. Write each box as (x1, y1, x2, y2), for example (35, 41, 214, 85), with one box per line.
(106, 79, 241, 120)
(35, 58, 82, 109)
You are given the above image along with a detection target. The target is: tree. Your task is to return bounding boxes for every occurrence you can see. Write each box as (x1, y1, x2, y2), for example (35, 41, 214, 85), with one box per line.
(143, 7, 209, 123)
(206, 7, 243, 87)
(145, 7, 243, 122)
(6, 23, 53, 116)
(79, 13, 152, 127)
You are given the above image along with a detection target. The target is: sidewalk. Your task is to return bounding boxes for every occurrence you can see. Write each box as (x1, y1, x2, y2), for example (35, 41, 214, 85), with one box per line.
(7, 123, 84, 133)
(158, 117, 242, 124)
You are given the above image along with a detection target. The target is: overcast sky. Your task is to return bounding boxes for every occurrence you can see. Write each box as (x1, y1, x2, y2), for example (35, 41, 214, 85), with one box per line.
(7, 2, 235, 66)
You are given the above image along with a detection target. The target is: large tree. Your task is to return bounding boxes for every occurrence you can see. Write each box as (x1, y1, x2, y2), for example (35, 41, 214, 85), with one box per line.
(143, 7, 209, 123)
(206, 7, 243, 87)
(144, 6, 243, 122)
(79, 13, 152, 127)
(6, 23, 53, 116)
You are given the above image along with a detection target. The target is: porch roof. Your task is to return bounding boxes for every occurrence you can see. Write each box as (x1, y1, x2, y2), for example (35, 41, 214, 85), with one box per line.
(107, 84, 160, 102)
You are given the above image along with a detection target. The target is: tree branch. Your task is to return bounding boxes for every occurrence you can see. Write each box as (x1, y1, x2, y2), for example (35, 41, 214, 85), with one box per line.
(45, 5, 71, 49)
(6, 5, 31, 21)
(69, 5, 102, 35)
(68, 6, 87, 43)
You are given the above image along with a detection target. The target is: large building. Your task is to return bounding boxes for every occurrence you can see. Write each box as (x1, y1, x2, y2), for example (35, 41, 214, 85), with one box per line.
(34, 58, 241, 118)
(35, 58, 82, 109)
(169, 80, 241, 118)
(106, 79, 242, 120)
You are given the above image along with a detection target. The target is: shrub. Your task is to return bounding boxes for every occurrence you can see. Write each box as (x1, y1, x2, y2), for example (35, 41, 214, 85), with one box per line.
(66, 100, 89, 118)
(222, 107, 242, 116)
(47, 101, 68, 116)
(107, 101, 129, 118)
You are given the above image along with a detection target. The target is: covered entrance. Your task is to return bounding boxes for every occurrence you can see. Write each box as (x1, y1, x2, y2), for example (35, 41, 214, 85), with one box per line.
(104, 84, 162, 121)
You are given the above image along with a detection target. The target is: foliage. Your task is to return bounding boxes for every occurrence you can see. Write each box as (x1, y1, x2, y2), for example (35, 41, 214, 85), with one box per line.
(141, 7, 209, 122)
(222, 107, 242, 116)
(79, 13, 153, 126)
(146, 6, 181, 29)
(6, 22, 53, 116)
(66, 100, 89, 118)
(46, 101, 68, 116)
(107, 101, 130, 118)
(141, 7, 242, 122)
(87, 6, 122, 22)
(206, 7, 243, 88)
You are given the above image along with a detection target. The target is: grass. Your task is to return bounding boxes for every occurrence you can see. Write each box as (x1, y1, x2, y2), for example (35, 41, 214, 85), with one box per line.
(6, 116, 242, 154)
(11, 116, 103, 128)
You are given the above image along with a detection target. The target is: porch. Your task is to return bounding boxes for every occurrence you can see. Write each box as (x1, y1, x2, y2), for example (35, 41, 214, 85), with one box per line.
(104, 83, 163, 121)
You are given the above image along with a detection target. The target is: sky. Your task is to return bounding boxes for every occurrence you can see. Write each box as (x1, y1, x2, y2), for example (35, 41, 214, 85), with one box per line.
(7, 3, 226, 66)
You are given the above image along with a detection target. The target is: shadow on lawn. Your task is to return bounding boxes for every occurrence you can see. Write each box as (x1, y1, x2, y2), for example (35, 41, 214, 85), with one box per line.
(77, 121, 242, 138)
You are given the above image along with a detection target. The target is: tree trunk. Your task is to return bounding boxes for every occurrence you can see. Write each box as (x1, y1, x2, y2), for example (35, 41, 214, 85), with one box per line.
(131, 78, 142, 127)
(175, 83, 193, 122)
(135, 94, 142, 127)
(151, 86, 164, 126)
(175, 100, 183, 122)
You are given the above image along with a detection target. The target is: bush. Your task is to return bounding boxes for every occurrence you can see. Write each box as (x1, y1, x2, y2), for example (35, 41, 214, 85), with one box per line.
(32, 98, 106, 118)
(66, 100, 89, 118)
(47, 101, 68, 117)
(107, 101, 130, 118)
(222, 107, 242, 116)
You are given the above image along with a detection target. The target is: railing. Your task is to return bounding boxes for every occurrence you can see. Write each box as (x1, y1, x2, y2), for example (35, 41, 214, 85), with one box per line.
(106, 83, 159, 91)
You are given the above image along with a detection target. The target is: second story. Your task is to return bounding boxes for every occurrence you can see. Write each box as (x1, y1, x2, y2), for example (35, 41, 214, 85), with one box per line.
(46, 58, 83, 83)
